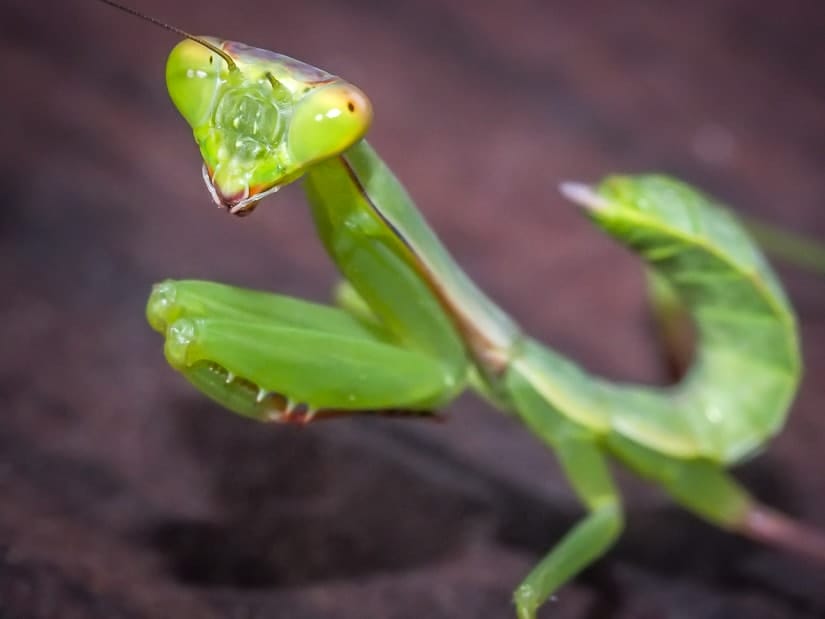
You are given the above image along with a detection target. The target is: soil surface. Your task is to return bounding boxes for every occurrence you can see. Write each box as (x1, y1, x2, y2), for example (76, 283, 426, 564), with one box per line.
(2, 1, 825, 618)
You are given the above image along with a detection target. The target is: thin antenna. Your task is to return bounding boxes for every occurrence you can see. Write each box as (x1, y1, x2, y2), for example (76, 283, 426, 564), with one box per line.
(97, 0, 238, 72)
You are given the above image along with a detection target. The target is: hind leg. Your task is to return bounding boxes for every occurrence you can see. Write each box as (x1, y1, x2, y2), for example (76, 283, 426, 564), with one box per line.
(512, 436, 623, 619)
(646, 270, 693, 380)
(609, 434, 825, 562)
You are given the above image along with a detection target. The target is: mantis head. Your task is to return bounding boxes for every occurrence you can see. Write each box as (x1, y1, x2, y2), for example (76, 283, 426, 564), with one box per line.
(166, 38, 373, 215)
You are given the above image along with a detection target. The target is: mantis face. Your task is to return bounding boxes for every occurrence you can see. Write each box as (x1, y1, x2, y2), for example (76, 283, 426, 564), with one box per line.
(166, 38, 373, 215)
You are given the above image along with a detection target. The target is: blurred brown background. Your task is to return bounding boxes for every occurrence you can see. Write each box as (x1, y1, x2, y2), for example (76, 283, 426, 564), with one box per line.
(2, 1, 825, 617)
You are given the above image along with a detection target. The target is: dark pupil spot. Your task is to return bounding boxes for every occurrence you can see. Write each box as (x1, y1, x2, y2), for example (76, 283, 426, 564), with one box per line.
(209, 56, 213, 64)
(347, 101, 355, 112)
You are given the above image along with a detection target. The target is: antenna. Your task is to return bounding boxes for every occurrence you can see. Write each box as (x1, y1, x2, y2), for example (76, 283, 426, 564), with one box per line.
(97, 0, 238, 71)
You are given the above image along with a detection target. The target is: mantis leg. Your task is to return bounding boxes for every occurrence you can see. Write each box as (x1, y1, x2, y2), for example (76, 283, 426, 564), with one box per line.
(147, 280, 465, 421)
(505, 343, 623, 617)
(658, 458, 825, 562)
(512, 437, 623, 619)
(646, 270, 693, 380)
(332, 279, 385, 332)
(609, 434, 825, 563)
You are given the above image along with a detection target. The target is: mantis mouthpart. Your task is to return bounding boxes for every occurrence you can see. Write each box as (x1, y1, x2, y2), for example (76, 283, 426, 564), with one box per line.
(99, 1, 825, 616)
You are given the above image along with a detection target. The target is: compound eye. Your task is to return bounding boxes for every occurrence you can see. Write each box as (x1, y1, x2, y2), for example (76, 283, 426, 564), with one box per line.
(166, 39, 224, 128)
(287, 82, 373, 164)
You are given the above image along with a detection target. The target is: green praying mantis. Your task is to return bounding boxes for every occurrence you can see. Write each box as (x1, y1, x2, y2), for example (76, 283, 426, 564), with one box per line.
(100, 2, 825, 617)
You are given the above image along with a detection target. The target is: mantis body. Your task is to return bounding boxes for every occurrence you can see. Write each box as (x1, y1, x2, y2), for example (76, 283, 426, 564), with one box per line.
(102, 3, 825, 616)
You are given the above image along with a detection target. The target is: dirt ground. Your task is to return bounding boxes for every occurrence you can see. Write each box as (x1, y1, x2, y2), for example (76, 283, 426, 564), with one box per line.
(2, 1, 824, 617)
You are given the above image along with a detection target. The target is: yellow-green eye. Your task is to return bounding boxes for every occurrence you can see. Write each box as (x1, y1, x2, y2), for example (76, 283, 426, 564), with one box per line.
(287, 82, 373, 164)
(166, 39, 224, 128)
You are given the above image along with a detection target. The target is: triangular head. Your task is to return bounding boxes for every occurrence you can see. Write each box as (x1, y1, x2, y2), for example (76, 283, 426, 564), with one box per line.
(166, 38, 373, 215)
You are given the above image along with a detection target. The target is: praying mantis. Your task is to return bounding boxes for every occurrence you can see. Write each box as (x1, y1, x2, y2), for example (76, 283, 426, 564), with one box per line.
(100, 2, 825, 617)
